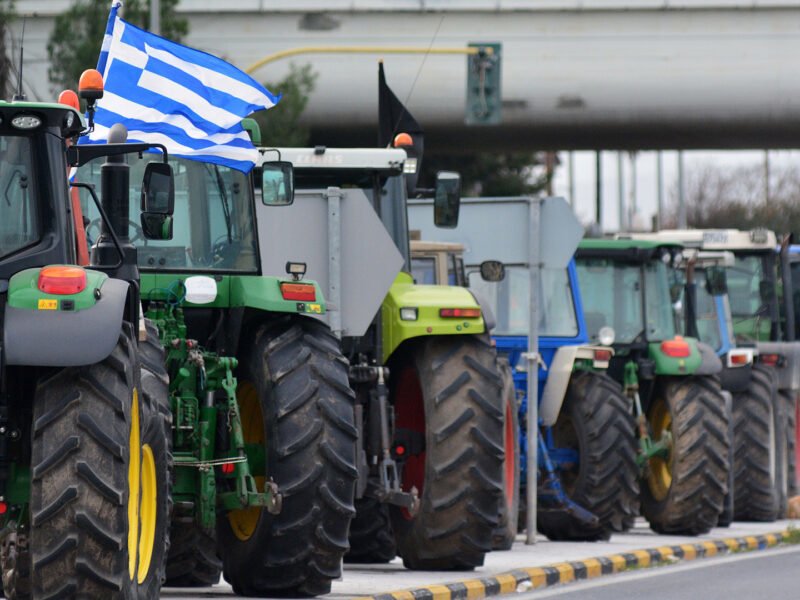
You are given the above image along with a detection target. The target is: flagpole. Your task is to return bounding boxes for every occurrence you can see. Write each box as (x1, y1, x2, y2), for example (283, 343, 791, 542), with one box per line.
(150, 0, 160, 35)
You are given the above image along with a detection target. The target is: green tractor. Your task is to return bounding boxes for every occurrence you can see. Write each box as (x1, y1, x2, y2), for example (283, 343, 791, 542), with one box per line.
(258, 146, 507, 569)
(0, 80, 174, 596)
(622, 229, 797, 520)
(575, 239, 730, 534)
(76, 134, 356, 594)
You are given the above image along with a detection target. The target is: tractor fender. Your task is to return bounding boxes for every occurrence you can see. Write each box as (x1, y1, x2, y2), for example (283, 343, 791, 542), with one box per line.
(4, 278, 128, 367)
(693, 341, 724, 376)
(467, 289, 496, 331)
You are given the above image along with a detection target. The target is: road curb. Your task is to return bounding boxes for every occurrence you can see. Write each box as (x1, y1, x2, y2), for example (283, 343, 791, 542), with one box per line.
(364, 530, 792, 599)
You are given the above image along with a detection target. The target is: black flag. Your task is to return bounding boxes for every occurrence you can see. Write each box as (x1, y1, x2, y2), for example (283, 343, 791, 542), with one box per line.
(378, 61, 424, 194)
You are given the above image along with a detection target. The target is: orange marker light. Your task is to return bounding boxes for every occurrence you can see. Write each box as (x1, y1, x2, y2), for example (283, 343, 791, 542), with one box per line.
(78, 69, 104, 100)
(393, 132, 413, 148)
(38, 266, 88, 295)
(280, 282, 316, 302)
(661, 336, 691, 358)
(58, 90, 80, 111)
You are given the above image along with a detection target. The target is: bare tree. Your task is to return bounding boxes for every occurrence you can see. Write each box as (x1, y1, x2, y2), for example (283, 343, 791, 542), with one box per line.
(663, 160, 800, 236)
(0, 1, 14, 98)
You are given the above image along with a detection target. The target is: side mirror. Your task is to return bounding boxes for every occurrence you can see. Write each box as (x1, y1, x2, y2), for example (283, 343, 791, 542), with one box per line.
(480, 260, 505, 282)
(141, 162, 174, 215)
(705, 266, 728, 296)
(433, 171, 461, 228)
(262, 160, 294, 206)
(141, 213, 173, 241)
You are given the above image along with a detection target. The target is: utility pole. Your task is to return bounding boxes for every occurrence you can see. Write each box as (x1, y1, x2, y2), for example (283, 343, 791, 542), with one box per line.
(656, 151, 664, 230)
(764, 150, 770, 204)
(150, 0, 161, 35)
(595, 151, 603, 230)
(617, 152, 626, 231)
(678, 151, 687, 228)
(568, 151, 575, 207)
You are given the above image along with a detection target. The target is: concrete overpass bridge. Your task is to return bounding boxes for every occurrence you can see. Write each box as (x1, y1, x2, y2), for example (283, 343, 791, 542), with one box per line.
(12, 1, 800, 152)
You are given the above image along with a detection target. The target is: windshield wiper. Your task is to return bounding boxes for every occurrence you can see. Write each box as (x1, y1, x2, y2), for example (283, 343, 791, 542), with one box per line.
(206, 164, 232, 243)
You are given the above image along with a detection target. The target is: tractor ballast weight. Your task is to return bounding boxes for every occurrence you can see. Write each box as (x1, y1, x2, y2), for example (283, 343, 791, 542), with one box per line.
(256, 146, 505, 570)
(407, 200, 639, 541)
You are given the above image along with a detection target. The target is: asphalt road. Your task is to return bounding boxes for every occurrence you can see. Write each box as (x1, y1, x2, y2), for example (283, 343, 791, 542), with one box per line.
(524, 544, 800, 600)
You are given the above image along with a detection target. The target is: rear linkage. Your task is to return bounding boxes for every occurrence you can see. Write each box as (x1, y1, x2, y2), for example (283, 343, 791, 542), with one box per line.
(146, 296, 281, 534)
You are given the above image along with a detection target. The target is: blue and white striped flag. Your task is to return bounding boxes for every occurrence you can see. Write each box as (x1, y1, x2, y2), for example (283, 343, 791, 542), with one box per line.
(86, 2, 279, 172)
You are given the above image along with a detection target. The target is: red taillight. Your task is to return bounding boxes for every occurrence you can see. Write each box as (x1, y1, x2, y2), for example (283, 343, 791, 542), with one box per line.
(661, 336, 691, 358)
(220, 463, 235, 475)
(280, 282, 316, 301)
(394, 444, 406, 457)
(439, 308, 481, 319)
(0, 502, 7, 515)
(593, 349, 613, 362)
(760, 353, 780, 366)
(729, 352, 750, 366)
(38, 266, 87, 295)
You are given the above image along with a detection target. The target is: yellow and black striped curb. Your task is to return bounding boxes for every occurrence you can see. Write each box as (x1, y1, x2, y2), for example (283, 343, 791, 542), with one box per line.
(364, 530, 791, 600)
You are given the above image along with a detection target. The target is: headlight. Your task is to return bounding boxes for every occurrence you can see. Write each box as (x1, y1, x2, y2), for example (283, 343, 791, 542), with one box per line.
(11, 114, 42, 130)
(400, 307, 418, 321)
(598, 326, 616, 346)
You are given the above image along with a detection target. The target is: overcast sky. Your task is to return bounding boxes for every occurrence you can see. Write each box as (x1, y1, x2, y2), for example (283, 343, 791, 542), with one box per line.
(550, 150, 800, 233)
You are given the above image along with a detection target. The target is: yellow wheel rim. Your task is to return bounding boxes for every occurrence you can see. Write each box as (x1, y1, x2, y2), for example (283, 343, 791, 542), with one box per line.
(647, 397, 673, 502)
(137, 444, 157, 583)
(127, 389, 141, 581)
(227, 382, 265, 541)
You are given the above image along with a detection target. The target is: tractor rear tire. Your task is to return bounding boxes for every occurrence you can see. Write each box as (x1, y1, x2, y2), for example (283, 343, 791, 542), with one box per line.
(165, 525, 221, 587)
(345, 497, 397, 564)
(219, 316, 357, 597)
(389, 335, 504, 570)
(732, 365, 783, 521)
(716, 391, 735, 528)
(29, 329, 145, 598)
(547, 371, 639, 539)
(492, 357, 520, 551)
(781, 391, 797, 500)
(138, 320, 173, 596)
(642, 376, 729, 535)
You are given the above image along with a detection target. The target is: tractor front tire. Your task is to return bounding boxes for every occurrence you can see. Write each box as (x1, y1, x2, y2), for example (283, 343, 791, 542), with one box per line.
(219, 316, 357, 597)
(345, 497, 397, 564)
(545, 371, 639, 540)
(492, 357, 520, 551)
(642, 376, 729, 535)
(29, 329, 150, 598)
(732, 365, 784, 521)
(390, 335, 504, 570)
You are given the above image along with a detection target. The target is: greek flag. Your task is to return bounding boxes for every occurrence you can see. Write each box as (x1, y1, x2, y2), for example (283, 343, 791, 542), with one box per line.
(86, 2, 279, 172)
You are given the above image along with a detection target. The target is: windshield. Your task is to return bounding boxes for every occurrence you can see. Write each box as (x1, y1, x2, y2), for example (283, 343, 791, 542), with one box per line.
(693, 269, 723, 351)
(468, 266, 578, 337)
(726, 254, 771, 340)
(0, 135, 40, 260)
(576, 259, 676, 344)
(76, 155, 257, 272)
(410, 256, 436, 284)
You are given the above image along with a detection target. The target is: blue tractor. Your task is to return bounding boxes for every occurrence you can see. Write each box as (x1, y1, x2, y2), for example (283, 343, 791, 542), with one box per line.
(408, 197, 639, 543)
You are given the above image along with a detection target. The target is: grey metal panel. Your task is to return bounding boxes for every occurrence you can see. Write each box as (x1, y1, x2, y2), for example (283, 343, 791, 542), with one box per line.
(257, 188, 403, 338)
(408, 197, 531, 265)
(3, 278, 128, 367)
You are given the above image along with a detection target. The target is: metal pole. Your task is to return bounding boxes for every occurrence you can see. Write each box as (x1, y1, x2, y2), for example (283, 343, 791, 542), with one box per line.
(327, 186, 343, 338)
(595, 151, 602, 230)
(568, 151, 576, 206)
(629, 151, 637, 228)
(617, 152, 626, 231)
(525, 197, 541, 545)
(656, 151, 664, 230)
(150, 0, 161, 35)
(678, 151, 687, 228)
(764, 150, 770, 204)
